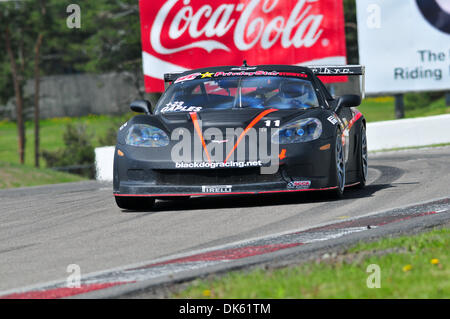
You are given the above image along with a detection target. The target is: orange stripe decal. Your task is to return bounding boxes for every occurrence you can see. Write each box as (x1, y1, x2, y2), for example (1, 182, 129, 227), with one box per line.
(348, 111, 362, 131)
(190, 112, 211, 163)
(225, 108, 278, 163)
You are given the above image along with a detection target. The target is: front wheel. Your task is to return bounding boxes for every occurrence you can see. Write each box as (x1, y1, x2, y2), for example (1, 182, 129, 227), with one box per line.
(331, 133, 346, 199)
(356, 125, 368, 189)
(115, 196, 155, 211)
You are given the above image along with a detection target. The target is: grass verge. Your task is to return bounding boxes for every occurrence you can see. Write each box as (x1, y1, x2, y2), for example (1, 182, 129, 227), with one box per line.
(174, 227, 449, 298)
(0, 114, 131, 167)
(359, 96, 449, 122)
(369, 142, 450, 154)
(0, 161, 86, 189)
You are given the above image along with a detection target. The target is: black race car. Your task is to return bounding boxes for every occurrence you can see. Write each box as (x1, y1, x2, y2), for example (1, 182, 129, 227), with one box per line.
(113, 64, 367, 210)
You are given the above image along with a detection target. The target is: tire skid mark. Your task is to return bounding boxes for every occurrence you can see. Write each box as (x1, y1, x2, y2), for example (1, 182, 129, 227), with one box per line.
(0, 206, 110, 243)
(218, 165, 400, 245)
(369, 165, 404, 186)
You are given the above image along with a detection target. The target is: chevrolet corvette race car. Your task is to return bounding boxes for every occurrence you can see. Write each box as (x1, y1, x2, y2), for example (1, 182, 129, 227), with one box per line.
(113, 64, 367, 210)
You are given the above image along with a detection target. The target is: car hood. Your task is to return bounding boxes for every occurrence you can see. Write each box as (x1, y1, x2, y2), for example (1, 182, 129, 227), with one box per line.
(156, 108, 317, 132)
(116, 107, 335, 167)
(117, 107, 331, 147)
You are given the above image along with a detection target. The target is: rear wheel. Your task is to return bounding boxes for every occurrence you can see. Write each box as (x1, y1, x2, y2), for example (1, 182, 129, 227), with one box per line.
(115, 196, 155, 210)
(356, 125, 368, 189)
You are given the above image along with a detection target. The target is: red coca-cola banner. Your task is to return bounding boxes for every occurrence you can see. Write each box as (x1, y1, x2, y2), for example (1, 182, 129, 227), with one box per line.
(140, 0, 347, 92)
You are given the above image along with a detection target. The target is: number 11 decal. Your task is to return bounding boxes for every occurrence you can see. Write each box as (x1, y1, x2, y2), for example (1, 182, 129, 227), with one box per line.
(265, 120, 280, 127)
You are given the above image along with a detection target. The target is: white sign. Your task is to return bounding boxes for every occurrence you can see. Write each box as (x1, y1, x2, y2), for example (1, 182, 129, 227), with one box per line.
(356, 0, 450, 94)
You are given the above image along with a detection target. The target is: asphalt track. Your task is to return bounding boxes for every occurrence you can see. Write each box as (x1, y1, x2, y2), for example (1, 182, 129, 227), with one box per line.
(0, 146, 449, 297)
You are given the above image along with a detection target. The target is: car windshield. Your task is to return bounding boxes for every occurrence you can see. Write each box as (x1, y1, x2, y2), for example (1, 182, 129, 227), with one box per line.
(155, 76, 319, 114)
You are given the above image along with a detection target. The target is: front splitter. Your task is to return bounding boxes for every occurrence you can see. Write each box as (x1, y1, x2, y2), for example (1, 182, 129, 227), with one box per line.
(114, 181, 338, 197)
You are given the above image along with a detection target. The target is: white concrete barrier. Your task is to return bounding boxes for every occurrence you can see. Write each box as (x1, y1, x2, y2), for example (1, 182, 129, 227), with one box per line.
(366, 114, 450, 151)
(95, 146, 115, 182)
(95, 114, 450, 181)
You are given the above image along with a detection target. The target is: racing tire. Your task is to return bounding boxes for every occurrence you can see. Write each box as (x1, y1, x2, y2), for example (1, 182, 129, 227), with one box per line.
(331, 132, 346, 199)
(356, 125, 368, 189)
(115, 196, 155, 211)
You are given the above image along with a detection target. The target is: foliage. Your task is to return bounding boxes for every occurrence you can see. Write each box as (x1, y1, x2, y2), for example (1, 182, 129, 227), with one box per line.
(343, 0, 359, 64)
(404, 92, 446, 111)
(97, 113, 132, 146)
(0, 115, 129, 166)
(0, 0, 49, 105)
(75, 1, 141, 74)
(0, 161, 85, 189)
(41, 123, 96, 178)
(0, 0, 142, 106)
(98, 124, 120, 147)
(358, 95, 448, 122)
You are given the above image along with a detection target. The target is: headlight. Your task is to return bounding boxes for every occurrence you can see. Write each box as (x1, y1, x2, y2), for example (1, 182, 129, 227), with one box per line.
(272, 118, 322, 144)
(125, 124, 169, 147)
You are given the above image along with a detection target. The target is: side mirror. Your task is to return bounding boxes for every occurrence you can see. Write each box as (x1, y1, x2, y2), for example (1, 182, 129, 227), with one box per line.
(335, 94, 361, 111)
(130, 100, 152, 115)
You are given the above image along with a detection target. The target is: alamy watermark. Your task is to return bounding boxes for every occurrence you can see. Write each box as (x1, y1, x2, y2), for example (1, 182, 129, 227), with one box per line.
(66, 264, 81, 288)
(366, 3, 381, 29)
(366, 264, 381, 288)
(66, 4, 81, 29)
(170, 124, 280, 175)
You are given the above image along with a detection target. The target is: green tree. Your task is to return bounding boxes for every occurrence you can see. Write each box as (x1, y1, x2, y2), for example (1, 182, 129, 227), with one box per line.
(1, 2, 36, 164)
(0, 1, 143, 165)
(67, 1, 144, 96)
(343, 0, 359, 64)
(41, 123, 96, 178)
(1, 0, 52, 165)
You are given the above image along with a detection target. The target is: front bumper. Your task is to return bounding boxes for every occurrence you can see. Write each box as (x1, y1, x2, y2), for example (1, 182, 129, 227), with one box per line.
(115, 181, 338, 198)
(113, 136, 337, 197)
